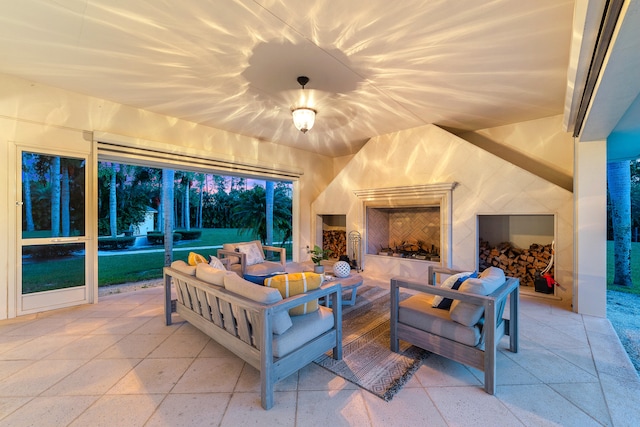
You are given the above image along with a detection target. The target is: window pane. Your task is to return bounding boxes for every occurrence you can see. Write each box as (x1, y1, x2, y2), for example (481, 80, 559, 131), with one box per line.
(22, 152, 85, 239)
(22, 244, 85, 294)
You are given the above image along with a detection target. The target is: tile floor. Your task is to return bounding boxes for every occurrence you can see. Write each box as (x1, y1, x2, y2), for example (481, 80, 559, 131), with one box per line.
(1, 273, 639, 427)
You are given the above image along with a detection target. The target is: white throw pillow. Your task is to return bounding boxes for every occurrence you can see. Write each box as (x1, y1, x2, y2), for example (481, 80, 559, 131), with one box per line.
(236, 242, 265, 266)
(209, 255, 226, 270)
(432, 271, 474, 308)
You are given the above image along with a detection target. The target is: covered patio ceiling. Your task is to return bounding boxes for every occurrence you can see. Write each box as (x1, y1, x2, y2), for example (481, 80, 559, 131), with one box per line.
(0, 0, 577, 157)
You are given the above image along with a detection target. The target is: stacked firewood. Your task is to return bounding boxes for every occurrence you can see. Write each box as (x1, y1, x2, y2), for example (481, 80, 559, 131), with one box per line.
(478, 239, 554, 287)
(323, 230, 347, 258)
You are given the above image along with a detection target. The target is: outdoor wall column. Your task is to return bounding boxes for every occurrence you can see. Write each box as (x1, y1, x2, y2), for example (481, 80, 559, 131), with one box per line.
(574, 139, 607, 317)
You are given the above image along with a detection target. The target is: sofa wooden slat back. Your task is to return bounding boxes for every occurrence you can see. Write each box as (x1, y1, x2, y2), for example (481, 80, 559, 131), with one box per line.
(390, 266, 519, 395)
(164, 266, 342, 409)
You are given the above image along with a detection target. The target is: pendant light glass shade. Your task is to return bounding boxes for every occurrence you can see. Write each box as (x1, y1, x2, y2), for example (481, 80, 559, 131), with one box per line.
(292, 107, 316, 134)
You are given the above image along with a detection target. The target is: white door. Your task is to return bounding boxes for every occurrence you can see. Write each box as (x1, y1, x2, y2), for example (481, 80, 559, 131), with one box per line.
(17, 148, 94, 315)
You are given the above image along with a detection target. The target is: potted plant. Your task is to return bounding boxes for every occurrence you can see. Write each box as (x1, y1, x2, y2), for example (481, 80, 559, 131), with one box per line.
(309, 245, 332, 273)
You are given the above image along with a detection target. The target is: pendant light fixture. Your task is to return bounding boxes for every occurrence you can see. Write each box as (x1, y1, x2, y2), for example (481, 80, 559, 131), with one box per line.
(291, 76, 316, 134)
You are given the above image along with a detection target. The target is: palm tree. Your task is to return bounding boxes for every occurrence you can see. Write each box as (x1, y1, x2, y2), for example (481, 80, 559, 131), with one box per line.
(232, 182, 292, 246)
(51, 156, 61, 237)
(233, 185, 268, 241)
(265, 181, 274, 245)
(608, 160, 633, 287)
(109, 163, 118, 237)
(22, 153, 35, 232)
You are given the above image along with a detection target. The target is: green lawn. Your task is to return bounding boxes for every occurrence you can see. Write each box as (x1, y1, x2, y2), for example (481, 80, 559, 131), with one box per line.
(98, 228, 291, 286)
(22, 228, 292, 290)
(607, 240, 640, 295)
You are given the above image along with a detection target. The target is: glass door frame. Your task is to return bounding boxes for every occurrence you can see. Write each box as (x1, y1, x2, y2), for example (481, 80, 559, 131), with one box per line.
(16, 143, 96, 316)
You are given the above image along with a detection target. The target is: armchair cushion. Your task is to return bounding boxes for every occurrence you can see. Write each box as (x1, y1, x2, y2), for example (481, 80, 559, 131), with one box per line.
(265, 272, 322, 316)
(399, 294, 481, 346)
(237, 242, 265, 266)
(450, 267, 505, 326)
(223, 273, 293, 335)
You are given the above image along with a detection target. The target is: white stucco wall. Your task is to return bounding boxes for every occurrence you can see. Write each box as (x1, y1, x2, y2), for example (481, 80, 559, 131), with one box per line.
(459, 115, 575, 178)
(312, 124, 574, 309)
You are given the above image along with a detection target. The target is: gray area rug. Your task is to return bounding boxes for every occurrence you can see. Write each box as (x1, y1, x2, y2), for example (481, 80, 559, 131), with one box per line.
(314, 285, 430, 401)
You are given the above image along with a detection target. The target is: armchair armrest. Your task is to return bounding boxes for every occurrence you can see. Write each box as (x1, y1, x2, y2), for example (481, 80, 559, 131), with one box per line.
(391, 276, 494, 305)
(427, 265, 466, 286)
(217, 249, 247, 273)
(262, 245, 286, 266)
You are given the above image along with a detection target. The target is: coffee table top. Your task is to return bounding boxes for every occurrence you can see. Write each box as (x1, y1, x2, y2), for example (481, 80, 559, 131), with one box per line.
(325, 273, 363, 290)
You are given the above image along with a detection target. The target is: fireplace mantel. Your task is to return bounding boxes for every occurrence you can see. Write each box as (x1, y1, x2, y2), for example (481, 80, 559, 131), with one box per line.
(353, 183, 457, 201)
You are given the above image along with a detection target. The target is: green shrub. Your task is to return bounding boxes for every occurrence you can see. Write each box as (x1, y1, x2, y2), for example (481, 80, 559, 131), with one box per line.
(175, 229, 202, 240)
(98, 236, 136, 250)
(23, 243, 83, 259)
(146, 231, 182, 245)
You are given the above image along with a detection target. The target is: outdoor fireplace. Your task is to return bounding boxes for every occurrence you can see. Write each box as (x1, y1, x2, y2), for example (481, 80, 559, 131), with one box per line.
(354, 183, 456, 272)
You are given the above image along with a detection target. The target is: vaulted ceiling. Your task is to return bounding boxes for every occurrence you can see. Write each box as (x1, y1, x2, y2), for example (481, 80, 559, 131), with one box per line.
(0, 0, 576, 157)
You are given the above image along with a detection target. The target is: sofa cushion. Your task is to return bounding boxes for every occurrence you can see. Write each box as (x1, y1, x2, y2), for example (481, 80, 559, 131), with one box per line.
(171, 260, 196, 276)
(265, 272, 322, 316)
(272, 306, 335, 358)
(237, 242, 265, 266)
(195, 263, 230, 287)
(449, 267, 506, 326)
(432, 271, 476, 309)
(400, 294, 481, 347)
(223, 273, 292, 335)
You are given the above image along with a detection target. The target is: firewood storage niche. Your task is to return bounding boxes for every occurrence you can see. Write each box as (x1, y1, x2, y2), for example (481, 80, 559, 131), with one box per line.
(478, 214, 555, 290)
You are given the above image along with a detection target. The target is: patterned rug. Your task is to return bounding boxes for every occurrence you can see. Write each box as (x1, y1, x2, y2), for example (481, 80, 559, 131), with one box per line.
(314, 285, 430, 401)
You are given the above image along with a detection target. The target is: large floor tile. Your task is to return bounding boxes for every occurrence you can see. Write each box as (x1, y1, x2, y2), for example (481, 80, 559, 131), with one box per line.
(220, 391, 297, 427)
(107, 357, 193, 394)
(297, 362, 359, 391)
(362, 386, 447, 427)
(498, 384, 605, 426)
(426, 386, 524, 426)
(0, 334, 81, 360)
(295, 389, 370, 427)
(42, 358, 140, 396)
(413, 355, 482, 388)
(171, 357, 244, 393)
(96, 334, 169, 359)
(147, 331, 209, 358)
(145, 393, 230, 427)
(44, 333, 124, 359)
(0, 395, 97, 427)
(549, 382, 613, 426)
(68, 394, 165, 427)
(0, 358, 87, 396)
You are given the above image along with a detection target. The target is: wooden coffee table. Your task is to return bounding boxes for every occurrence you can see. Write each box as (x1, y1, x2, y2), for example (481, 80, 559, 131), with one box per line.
(323, 274, 363, 306)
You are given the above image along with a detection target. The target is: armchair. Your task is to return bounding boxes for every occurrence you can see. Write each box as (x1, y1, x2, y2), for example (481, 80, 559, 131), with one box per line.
(390, 266, 519, 394)
(217, 240, 286, 277)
